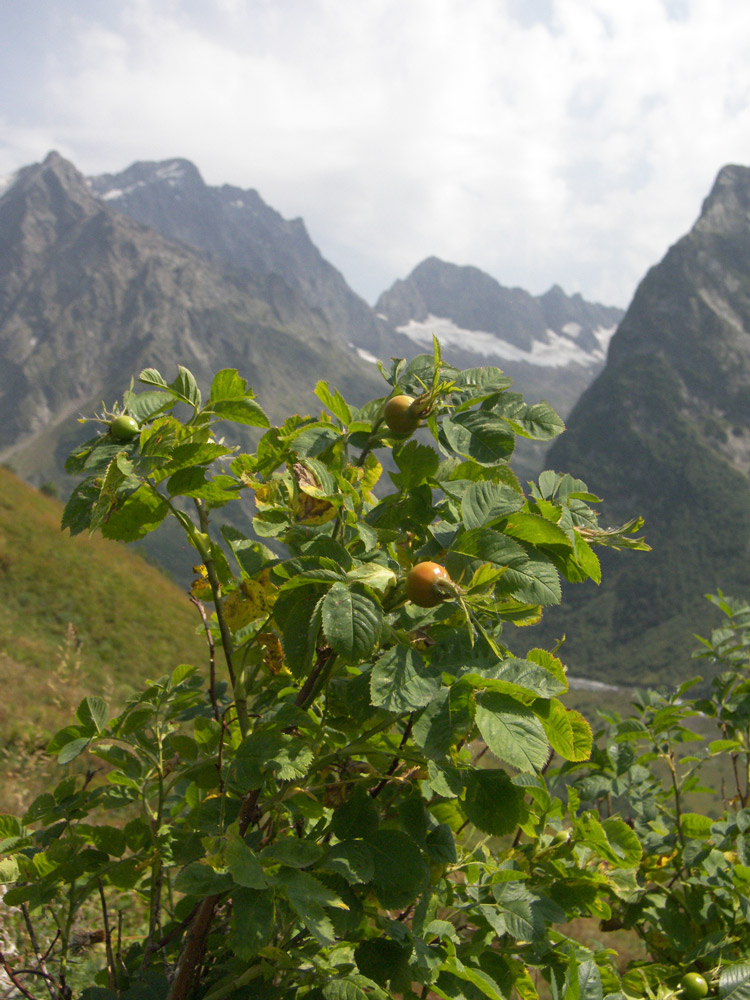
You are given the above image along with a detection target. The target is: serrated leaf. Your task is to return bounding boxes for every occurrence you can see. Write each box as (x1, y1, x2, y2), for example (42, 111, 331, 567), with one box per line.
(680, 812, 714, 839)
(231, 887, 274, 960)
(504, 401, 565, 441)
(364, 829, 428, 908)
(210, 368, 248, 402)
(61, 478, 99, 535)
(442, 411, 516, 465)
(720, 964, 750, 1000)
(461, 480, 525, 530)
(315, 381, 353, 424)
(209, 398, 270, 427)
(502, 511, 573, 549)
(169, 365, 202, 408)
(474, 692, 549, 772)
(174, 862, 233, 896)
(463, 656, 567, 700)
(58, 737, 92, 764)
(463, 768, 526, 836)
(497, 553, 561, 606)
(370, 646, 441, 712)
(391, 440, 440, 489)
(412, 681, 475, 759)
(537, 699, 592, 762)
(273, 868, 339, 945)
(225, 831, 267, 889)
(451, 527, 527, 566)
(321, 841, 375, 884)
(261, 839, 323, 869)
(100, 484, 169, 542)
(322, 583, 382, 661)
(76, 696, 109, 735)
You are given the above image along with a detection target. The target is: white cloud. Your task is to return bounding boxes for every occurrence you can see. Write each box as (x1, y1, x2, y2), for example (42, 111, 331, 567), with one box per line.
(2, 0, 750, 308)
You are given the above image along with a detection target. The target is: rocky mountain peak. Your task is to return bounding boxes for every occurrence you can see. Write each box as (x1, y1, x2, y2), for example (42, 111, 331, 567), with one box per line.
(89, 157, 207, 203)
(696, 164, 750, 237)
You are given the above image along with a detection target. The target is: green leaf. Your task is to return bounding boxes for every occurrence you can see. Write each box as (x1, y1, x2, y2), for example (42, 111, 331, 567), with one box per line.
(209, 398, 270, 427)
(463, 769, 526, 836)
(261, 839, 323, 869)
(100, 484, 170, 542)
(76, 696, 109, 735)
(225, 831, 267, 889)
(61, 478, 99, 535)
(332, 787, 380, 840)
(209, 368, 248, 401)
(537, 699, 592, 762)
(125, 389, 174, 423)
(574, 813, 642, 868)
(680, 812, 714, 839)
(58, 737, 92, 764)
(497, 552, 561, 606)
(577, 960, 603, 1000)
(364, 829, 429, 908)
(441, 411, 515, 465)
(391, 440, 440, 489)
(230, 887, 274, 960)
(451, 527, 527, 567)
(502, 511, 573, 549)
(503, 400, 565, 441)
(461, 481, 524, 530)
(720, 964, 750, 1000)
(412, 680, 476, 759)
(273, 868, 339, 945)
(169, 365, 202, 408)
(315, 381, 353, 424)
(321, 841, 375, 884)
(474, 692, 550, 772)
(322, 583, 383, 661)
(370, 646, 442, 712)
(324, 979, 385, 1000)
(463, 656, 567, 700)
(174, 862, 233, 896)
(0, 857, 20, 883)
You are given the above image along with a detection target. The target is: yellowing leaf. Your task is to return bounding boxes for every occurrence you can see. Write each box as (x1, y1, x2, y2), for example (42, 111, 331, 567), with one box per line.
(294, 492, 337, 525)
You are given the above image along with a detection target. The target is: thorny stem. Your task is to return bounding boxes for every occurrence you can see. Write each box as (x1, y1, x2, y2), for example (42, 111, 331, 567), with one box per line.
(665, 750, 686, 850)
(370, 714, 415, 798)
(189, 595, 220, 723)
(295, 647, 336, 710)
(193, 501, 249, 738)
(98, 881, 118, 994)
(0, 953, 38, 1000)
(167, 790, 262, 1000)
(21, 904, 57, 1000)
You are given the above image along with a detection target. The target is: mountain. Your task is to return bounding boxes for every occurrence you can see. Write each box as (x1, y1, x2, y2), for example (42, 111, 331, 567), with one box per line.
(88, 158, 383, 352)
(0, 151, 384, 496)
(375, 257, 623, 476)
(530, 164, 750, 685)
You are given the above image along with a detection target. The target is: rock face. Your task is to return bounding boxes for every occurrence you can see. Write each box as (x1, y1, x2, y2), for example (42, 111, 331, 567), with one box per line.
(376, 257, 621, 357)
(0, 152, 383, 487)
(89, 159, 383, 351)
(535, 165, 750, 685)
(375, 257, 623, 477)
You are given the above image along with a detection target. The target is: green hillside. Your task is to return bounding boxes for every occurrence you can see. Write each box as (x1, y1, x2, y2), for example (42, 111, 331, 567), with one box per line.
(0, 467, 207, 744)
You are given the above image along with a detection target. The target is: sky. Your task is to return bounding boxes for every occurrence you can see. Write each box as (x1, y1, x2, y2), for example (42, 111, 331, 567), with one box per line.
(2, 0, 750, 309)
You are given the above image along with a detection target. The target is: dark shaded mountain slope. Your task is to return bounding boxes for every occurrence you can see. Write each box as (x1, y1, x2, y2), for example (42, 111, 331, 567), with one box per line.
(532, 165, 750, 685)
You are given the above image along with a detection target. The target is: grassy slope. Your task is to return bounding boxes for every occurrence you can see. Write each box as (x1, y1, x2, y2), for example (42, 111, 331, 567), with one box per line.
(0, 466, 208, 744)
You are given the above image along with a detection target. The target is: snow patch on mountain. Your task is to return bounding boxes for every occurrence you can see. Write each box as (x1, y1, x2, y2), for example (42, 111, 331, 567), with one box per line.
(396, 315, 616, 368)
